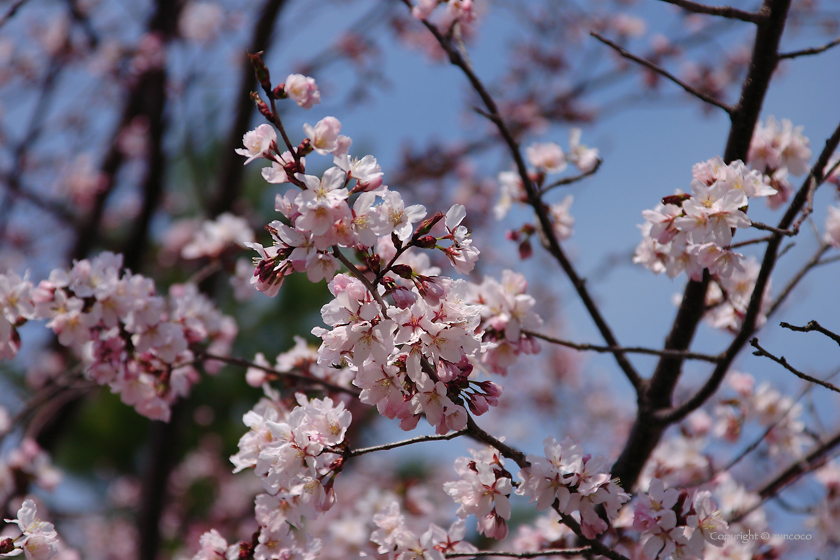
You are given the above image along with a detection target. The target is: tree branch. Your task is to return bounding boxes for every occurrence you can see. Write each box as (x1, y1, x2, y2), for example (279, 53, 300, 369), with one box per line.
(780, 319, 840, 347)
(525, 330, 722, 363)
(0, 0, 28, 30)
(778, 36, 840, 60)
(348, 430, 468, 458)
(657, 118, 840, 427)
(658, 0, 766, 24)
(401, 0, 642, 393)
(208, 0, 289, 217)
(590, 32, 734, 114)
(540, 158, 603, 194)
(555, 510, 631, 560)
(198, 352, 359, 396)
(446, 549, 592, 558)
(612, 0, 794, 491)
(750, 338, 840, 395)
(729, 429, 840, 523)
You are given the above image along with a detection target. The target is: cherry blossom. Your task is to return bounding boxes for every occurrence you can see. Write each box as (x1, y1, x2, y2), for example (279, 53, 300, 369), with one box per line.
(284, 74, 320, 109)
(235, 124, 276, 165)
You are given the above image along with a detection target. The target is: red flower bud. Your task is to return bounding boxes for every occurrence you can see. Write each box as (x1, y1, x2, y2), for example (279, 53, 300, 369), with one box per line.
(248, 51, 272, 93)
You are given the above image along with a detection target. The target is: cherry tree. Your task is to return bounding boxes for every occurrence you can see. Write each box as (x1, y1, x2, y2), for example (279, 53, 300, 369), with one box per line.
(1, 0, 840, 559)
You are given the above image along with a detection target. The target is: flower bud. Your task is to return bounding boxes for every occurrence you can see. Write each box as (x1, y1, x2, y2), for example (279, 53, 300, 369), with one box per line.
(248, 51, 272, 93)
(365, 253, 380, 274)
(250, 91, 272, 120)
(390, 264, 413, 279)
(661, 193, 691, 207)
(414, 211, 444, 237)
(518, 239, 532, 260)
(413, 235, 437, 249)
(273, 83, 286, 100)
(297, 137, 314, 157)
(0, 538, 14, 554)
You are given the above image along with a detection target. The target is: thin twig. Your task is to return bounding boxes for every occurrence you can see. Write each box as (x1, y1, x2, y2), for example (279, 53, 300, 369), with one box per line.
(590, 32, 733, 114)
(748, 220, 796, 236)
(658, 0, 765, 24)
(465, 417, 528, 468)
(332, 245, 391, 318)
(0, 0, 28, 29)
(778, 36, 840, 59)
(446, 549, 592, 558)
(729, 429, 840, 523)
(656, 118, 840, 426)
(348, 430, 468, 458)
(693, 366, 840, 486)
(540, 159, 603, 194)
(766, 244, 830, 318)
(198, 352, 360, 396)
(750, 338, 840, 395)
(780, 320, 840, 347)
(525, 330, 722, 363)
(729, 234, 775, 249)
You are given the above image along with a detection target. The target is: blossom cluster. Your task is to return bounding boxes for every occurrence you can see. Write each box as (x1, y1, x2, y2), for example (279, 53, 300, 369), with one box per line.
(236, 84, 542, 436)
(370, 502, 477, 560)
(1, 499, 60, 560)
(444, 445, 513, 540)
(496, 129, 598, 222)
(0, 270, 34, 360)
(702, 255, 771, 333)
(747, 115, 812, 207)
(187, 70, 549, 560)
(411, 0, 477, 27)
(217, 390, 351, 559)
(0, 439, 61, 507)
(0, 252, 237, 421)
(517, 436, 630, 539)
(713, 371, 808, 459)
(633, 478, 727, 560)
(634, 157, 777, 280)
(181, 212, 255, 260)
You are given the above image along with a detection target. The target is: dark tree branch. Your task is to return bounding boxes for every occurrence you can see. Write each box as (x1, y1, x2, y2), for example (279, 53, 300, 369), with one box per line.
(656, 119, 840, 427)
(0, 0, 27, 30)
(750, 338, 840, 395)
(780, 320, 840, 347)
(525, 330, 723, 363)
(402, 0, 642, 394)
(658, 0, 766, 24)
(749, 219, 796, 236)
(611, 0, 794, 491)
(729, 429, 840, 523)
(778, 36, 840, 59)
(590, 32, 734, 114)
(555, 510, 631, 560)
(208, 0, 289, 217)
